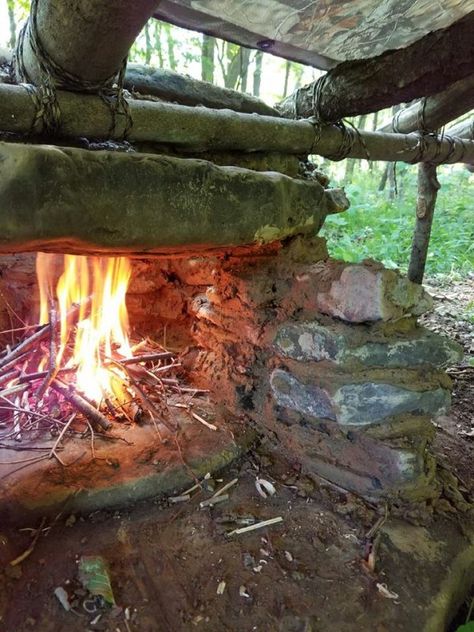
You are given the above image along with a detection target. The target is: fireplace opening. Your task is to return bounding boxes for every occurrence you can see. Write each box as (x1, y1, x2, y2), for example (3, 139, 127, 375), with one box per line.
(0, 252, 217, 443)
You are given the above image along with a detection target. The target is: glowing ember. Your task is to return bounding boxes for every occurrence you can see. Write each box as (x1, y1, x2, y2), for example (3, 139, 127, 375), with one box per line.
(36, 253, 131, 401)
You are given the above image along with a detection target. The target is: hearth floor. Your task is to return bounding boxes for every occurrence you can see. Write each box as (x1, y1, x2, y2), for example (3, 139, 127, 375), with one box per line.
(0, 427, 473, 632)
(0, 408, 251, 523)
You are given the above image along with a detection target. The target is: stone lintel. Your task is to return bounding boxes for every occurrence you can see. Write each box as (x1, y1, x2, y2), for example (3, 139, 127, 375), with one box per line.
(0, 142, 335, 256)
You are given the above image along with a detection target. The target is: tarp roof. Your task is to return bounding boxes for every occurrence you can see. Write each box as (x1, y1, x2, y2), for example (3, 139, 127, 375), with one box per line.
(154, 1, 473, 70)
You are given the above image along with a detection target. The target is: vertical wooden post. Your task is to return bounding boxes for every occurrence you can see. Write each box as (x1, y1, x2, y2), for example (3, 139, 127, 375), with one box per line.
(408, 162, 440, 284)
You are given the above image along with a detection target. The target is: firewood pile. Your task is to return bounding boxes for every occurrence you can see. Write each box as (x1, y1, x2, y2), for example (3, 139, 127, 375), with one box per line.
(0, 302, 212, 468)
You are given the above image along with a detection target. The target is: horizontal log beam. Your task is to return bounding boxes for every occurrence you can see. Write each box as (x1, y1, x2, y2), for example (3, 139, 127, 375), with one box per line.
(378, 76, 474, 134)
(125, 63, 279, 116)
(0, 141, 340, 256)
(1, 84, 474, 164)
(277, 12, 474, 122)
(0, 45, 277, 117)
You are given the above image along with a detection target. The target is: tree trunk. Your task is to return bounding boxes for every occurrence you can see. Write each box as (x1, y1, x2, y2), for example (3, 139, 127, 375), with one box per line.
(154, 22, 164, 68)
(201, 35, 215, 83)
(223, 43, 241, 90)
(144, 21, 152, 66)
(282, 61, 291, 99)
(378, 164, 389, 192)
(239, 48, 251, 93)
(408, 163, 440, 284)
(16, 0, 158, 88)
(6, 0, 16, 49)
(277, 12, 474, 121)
(253, 51, 263, 97)
(387, 163, 397, 200)
(165, 23, 177, 72)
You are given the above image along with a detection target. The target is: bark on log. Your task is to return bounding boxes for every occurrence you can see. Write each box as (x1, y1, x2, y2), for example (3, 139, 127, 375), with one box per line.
(0, 141, 341, 256)
(447, 119, 473, 139)
(1, 84, 474, 164)
(277, 12, 474, 122)
(408, 163, 440, 285)
(125, 63, 279, 116)
(378, 76, 474, 134)
(16, 0, 158, 87)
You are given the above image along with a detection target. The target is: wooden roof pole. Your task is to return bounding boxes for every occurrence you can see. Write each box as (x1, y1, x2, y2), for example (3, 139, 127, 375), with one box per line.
(378, 76, 474, 135)
(15, 0, 159, 89)
(277, 12, 474, 122)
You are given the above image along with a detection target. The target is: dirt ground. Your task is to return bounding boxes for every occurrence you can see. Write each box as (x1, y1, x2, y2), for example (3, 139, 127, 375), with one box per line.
(0, 276, 473, 632)
(422, 275, 474, 496)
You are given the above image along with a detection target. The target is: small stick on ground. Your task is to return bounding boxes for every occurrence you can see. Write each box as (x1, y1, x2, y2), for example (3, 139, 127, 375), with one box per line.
(199, 494, 229, 509)
(226, 517, 283, 537)
(51, 379, 112, 431)
(49, 413, 76, 463)
(212, 478, 238, 499)
(10, 517, 47, 566)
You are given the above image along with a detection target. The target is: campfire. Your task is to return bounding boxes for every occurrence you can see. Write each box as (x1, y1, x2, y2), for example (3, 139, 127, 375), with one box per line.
(0, 253, 213, 461)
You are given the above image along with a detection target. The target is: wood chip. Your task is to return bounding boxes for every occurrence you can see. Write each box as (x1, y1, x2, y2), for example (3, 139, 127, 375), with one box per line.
(168, 494, 191, 504)
(199, 494, 229, 509)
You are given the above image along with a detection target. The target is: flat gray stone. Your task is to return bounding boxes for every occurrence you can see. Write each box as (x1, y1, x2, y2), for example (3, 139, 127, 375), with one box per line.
(333, 382, 450, 426)
(275, 322, 463, 368)
(270, 369, 450, 426)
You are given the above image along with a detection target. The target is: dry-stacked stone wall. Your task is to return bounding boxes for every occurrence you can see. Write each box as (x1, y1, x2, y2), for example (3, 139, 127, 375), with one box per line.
(186, 237, 462, 502)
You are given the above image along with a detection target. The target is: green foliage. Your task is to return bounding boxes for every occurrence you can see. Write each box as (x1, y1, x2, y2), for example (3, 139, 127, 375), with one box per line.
(456, 623, 474, 632)
(321, 165, 474, 276)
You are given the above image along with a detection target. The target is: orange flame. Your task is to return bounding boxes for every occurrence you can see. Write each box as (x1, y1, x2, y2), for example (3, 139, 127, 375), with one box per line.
(36, 253, 131, 401)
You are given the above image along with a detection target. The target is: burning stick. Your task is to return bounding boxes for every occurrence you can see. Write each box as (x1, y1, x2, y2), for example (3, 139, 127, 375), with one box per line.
(50, 380, 112, 432)
(0, 325, 49, 371)
(114, 360, 177, 433)
(119, 352, 175, 365)
(36, 301, 59, 400)
(0, 299, 90, 372)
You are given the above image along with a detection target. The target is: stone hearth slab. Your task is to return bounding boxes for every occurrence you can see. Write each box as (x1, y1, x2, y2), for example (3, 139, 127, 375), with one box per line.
(0, 414, 254, 525)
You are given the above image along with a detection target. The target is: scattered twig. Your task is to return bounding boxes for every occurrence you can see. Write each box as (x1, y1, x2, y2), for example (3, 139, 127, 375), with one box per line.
(169, 494, 191, 504)
(227, 517, 283, 537)
(200, 494, 229, 509)
(10, 517, 46, 566)
(49, 413, 76, 463)
(212, 478, 238, 498)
